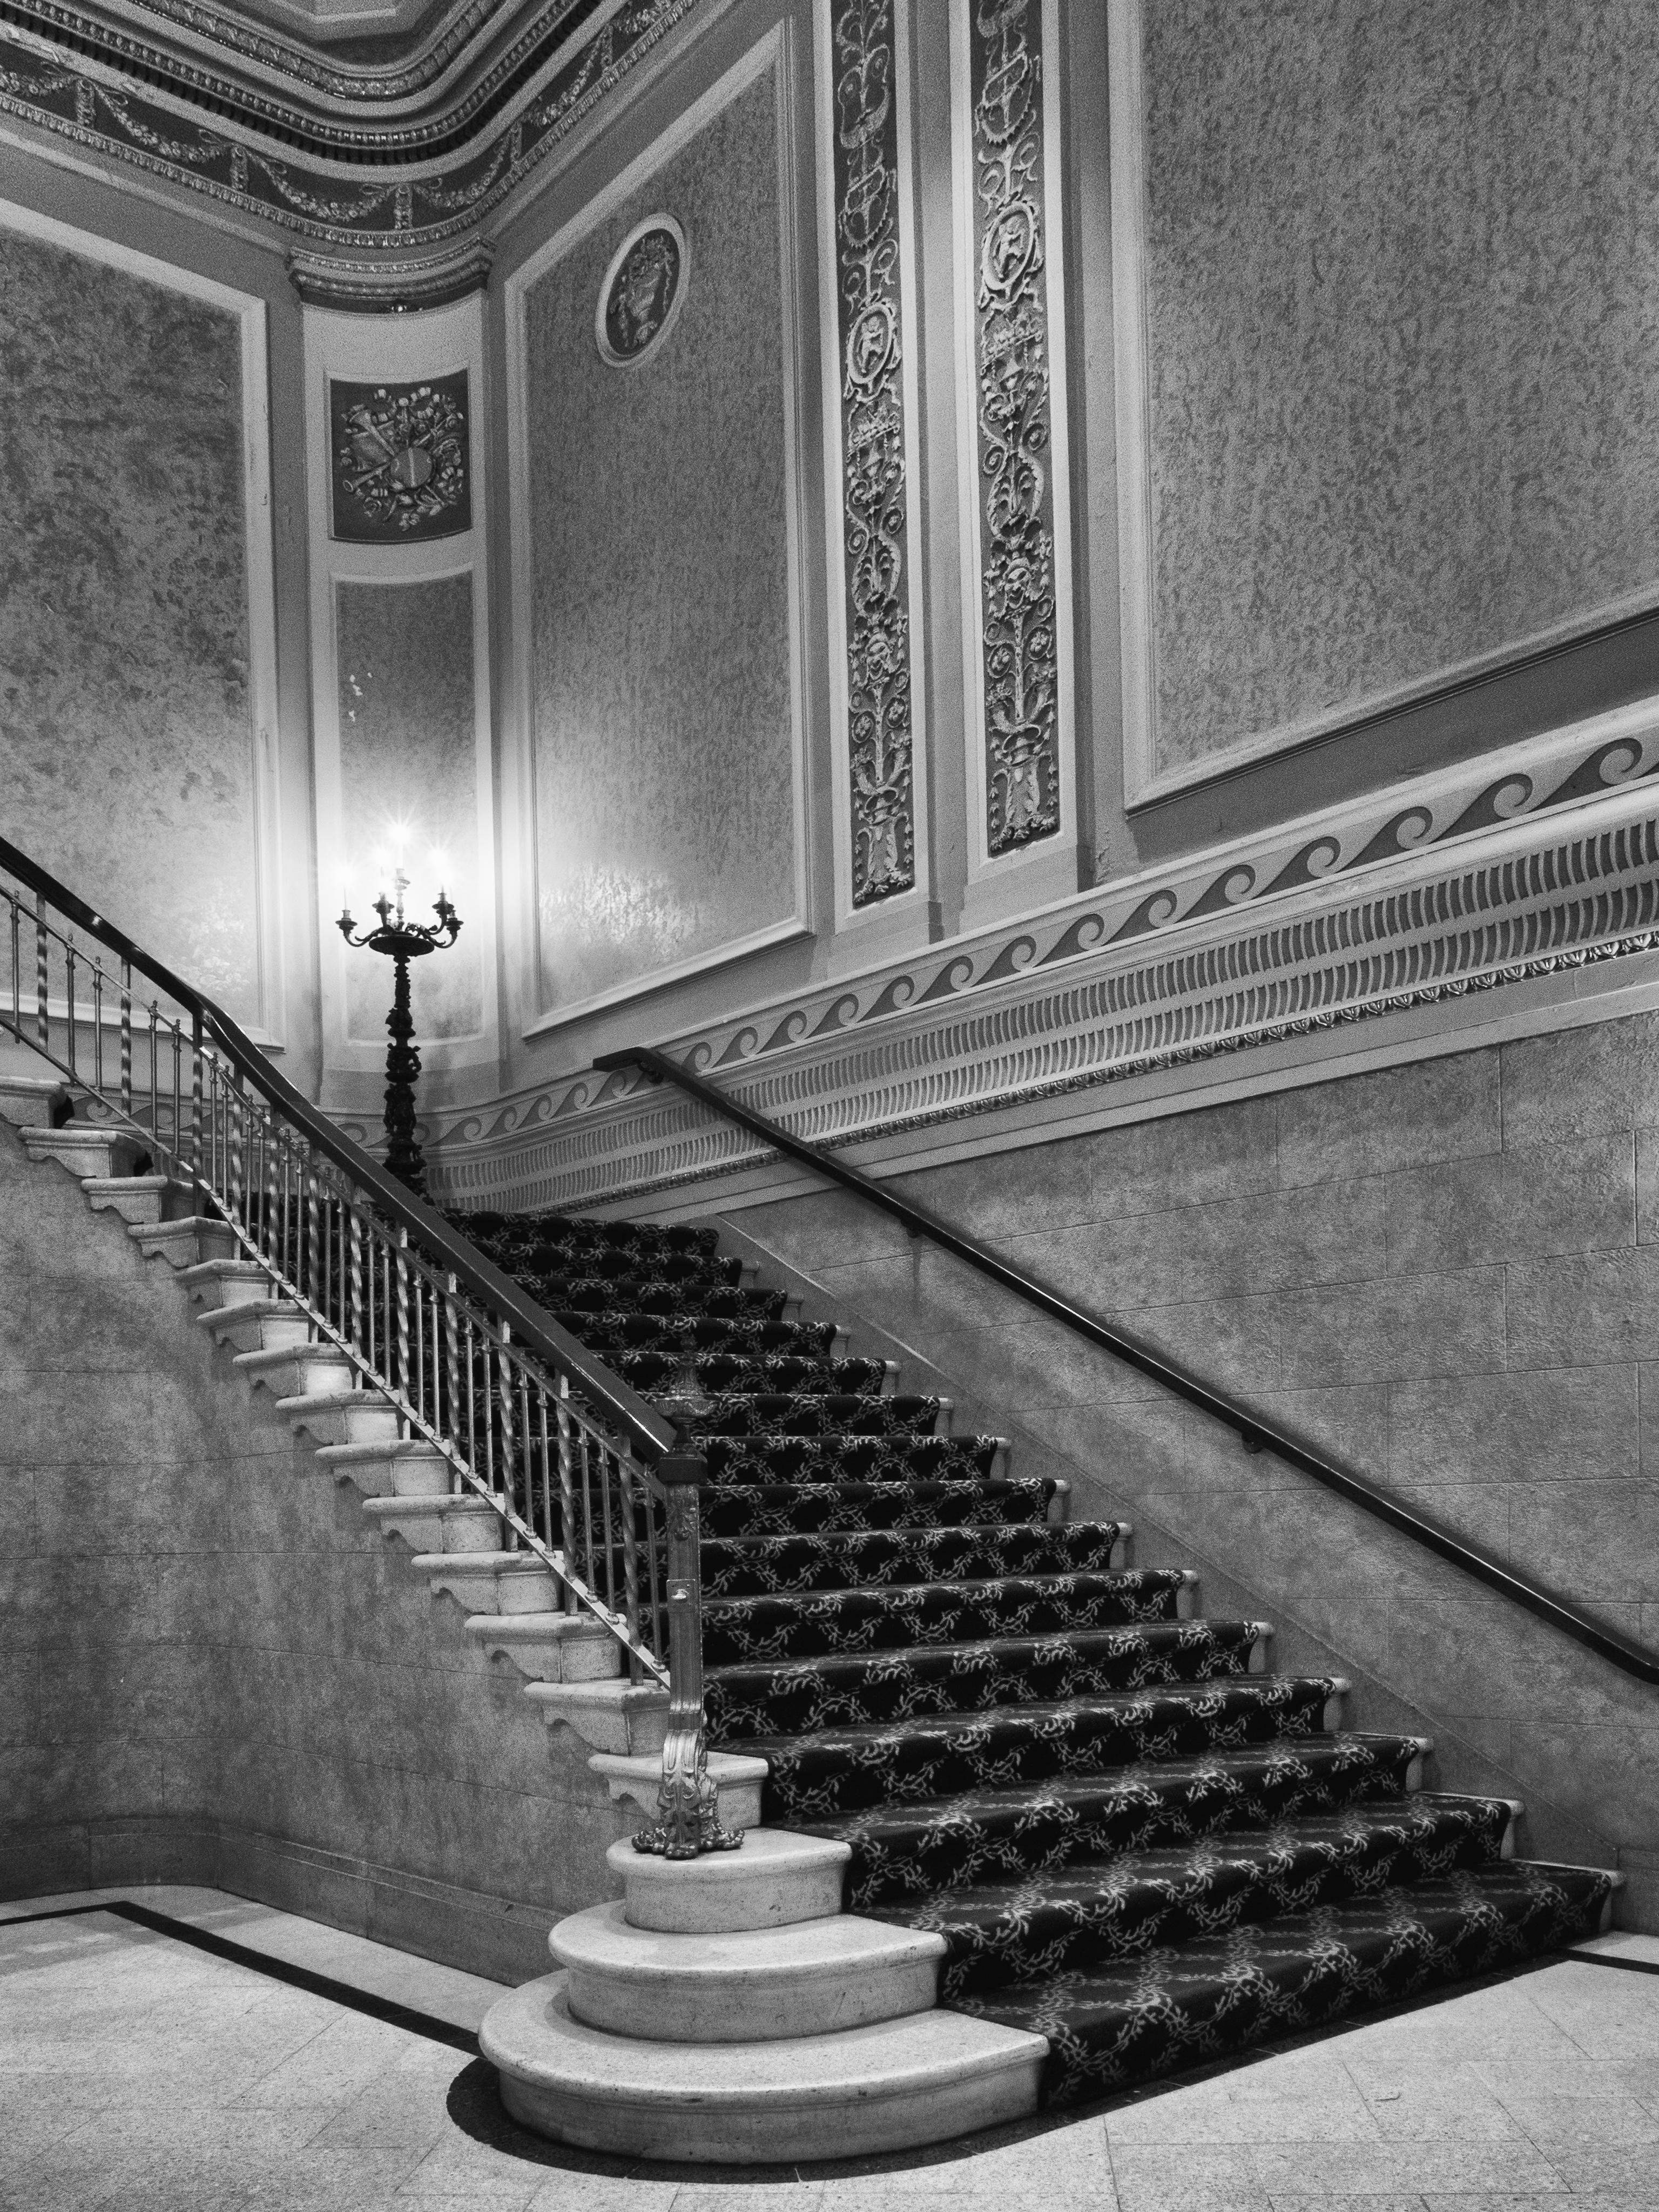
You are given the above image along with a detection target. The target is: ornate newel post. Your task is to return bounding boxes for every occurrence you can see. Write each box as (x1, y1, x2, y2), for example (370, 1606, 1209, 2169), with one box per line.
(633, 1336, 743, 1859)
(338, 865, 461, 1196)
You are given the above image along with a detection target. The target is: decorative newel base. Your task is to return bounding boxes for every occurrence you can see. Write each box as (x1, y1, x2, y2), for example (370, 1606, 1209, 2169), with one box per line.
(631, 1419, 742, 1860)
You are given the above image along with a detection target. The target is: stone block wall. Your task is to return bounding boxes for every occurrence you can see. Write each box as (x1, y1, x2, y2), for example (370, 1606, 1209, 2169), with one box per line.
(713, 1014, 1659, 1931)
(0, 1125, 629, 1979)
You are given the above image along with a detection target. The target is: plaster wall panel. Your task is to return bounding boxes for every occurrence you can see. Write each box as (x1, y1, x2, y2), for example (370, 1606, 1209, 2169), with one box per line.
(335, 577, 484, 1043)
(1118, 0, 1659, 799)
(0, 217, 269, 1021)
(517, 62, 802, 1026)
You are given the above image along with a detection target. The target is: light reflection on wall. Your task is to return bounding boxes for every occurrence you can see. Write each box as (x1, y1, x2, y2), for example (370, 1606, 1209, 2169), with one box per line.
(335, 575, 483, 1042)
(523, 70, 796, 1019)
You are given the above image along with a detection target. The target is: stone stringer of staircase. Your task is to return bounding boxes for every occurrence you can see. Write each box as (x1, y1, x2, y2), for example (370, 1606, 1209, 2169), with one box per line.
(3, 1082, 1622, 2161)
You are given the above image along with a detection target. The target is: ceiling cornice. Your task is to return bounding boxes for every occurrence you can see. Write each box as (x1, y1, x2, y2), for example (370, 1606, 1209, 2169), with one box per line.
(0, 0, 702, 249)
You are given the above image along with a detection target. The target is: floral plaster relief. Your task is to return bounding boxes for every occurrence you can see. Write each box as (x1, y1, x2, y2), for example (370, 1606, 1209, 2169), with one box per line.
(1143, 0, 1659, 775)
(336, 576, 483, 1044)
(524, 69, 795, 1018)
(0, 225, 258, 1016)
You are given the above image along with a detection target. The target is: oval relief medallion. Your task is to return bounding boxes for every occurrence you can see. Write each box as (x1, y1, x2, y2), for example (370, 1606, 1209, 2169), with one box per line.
(596, 216, 689, 369)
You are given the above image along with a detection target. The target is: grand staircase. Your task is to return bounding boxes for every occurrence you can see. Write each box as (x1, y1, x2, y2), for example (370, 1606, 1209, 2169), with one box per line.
(1, 1079, 1621, 2156)
(456, 1206, 1620, 2115)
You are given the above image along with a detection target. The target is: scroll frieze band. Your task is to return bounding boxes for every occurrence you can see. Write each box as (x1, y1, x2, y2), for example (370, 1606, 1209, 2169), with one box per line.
(830, 0, 918, 907)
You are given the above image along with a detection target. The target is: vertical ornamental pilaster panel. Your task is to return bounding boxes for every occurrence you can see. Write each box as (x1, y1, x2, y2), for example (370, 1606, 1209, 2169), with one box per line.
(830, 0, 918, 907)
(967, 0, 1061, 856)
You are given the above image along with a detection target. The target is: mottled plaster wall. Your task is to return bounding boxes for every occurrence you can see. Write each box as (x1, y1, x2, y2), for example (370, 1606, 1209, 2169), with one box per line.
(0, 1127, 630, 1974)
(716, 1017, 1659, 1928)
(337, 576, 483, 1043)
(1142, 0, 1659, 777)
(522, 67, 796, 1019)
(0, 222, 261, 1018)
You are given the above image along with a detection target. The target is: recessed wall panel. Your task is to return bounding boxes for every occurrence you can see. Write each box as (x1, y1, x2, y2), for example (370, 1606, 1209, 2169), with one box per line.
(1136, 0, 1659, 787)
(522, 69, 797, 1019)
(335, 576, 483, 1043)
(0, 223, 259, 1016)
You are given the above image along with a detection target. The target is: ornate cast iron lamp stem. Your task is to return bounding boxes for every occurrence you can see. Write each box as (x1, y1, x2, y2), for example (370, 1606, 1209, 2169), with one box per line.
(337, 865, 461, 1197)
(633, 1330, 742, 1860)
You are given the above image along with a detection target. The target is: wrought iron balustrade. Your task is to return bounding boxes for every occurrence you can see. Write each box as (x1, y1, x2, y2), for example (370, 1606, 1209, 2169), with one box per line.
(0, 837, 733, 1857)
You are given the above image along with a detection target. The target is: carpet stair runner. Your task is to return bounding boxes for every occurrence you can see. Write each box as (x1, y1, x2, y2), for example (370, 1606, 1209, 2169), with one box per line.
(466, 1206, 1616, 2107)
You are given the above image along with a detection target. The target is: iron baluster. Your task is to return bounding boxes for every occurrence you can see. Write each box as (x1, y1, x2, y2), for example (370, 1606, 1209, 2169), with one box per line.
(191, 1010, 204, 1208)
(556, 1378, 579, 1613)
(65, 936, 75, 1080)
(119, 960, 131, 1120)
(444, 1278, 461, 1464)
(33, 895, 47, 1050)
(618, 1453, 643, 1684)
(92, 957, 103, 1095)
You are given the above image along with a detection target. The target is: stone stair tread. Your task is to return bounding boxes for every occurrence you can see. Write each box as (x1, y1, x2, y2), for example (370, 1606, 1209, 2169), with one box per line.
(956, 1860, 1621, 2108)
(480, 1971, 1045, 2159)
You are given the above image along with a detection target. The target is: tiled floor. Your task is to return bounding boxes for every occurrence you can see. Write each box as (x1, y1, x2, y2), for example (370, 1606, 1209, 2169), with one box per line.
(2, 1887, 1655, 2212)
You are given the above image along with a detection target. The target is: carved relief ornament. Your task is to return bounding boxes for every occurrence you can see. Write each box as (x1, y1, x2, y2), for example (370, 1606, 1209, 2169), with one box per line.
(831, 0, 919, 907)
(967, 0, 1062, 857)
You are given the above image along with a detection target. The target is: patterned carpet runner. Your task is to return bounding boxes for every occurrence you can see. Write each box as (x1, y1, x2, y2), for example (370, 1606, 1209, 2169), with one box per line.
(458, 1208, 1617, 2107)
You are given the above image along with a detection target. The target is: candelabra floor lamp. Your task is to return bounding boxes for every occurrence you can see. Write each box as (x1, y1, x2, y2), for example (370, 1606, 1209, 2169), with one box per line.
(338, 868, 461, 1197)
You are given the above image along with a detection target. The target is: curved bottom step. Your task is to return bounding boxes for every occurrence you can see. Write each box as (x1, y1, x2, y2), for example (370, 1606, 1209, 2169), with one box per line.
(481, 1970, 1046, 2162)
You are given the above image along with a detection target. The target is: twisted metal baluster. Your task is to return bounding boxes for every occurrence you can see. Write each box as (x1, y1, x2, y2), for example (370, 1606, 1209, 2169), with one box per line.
(556, 1378, 579, 1613)
(618, 1453, 643, 1684)
(119, 959, 131, 1122)
(34, 895, 47, 1051)
(191, 1011, 204, 1212)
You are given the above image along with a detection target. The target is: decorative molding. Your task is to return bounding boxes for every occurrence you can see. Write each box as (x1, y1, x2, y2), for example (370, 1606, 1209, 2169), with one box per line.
(383, 700, 1659, 1207)
(329, 370, 472, 540)
(962, 0, 1062, 859)
(594, 211, 687, 366)
(824, 0, 919, 910)
(287, 238, 494, 311)
(0, 0, 705, 249)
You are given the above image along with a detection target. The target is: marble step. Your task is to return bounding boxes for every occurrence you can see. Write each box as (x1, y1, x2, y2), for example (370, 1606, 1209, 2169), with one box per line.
(745, 1675, 1351, 1822)
(551, 1900, 945, 2042)
(698, 1517, 1129, 1601)
(882, 1795, 1521, 1999)
(196, 1298, 312, 1354)
(238, 1341, 354, 1400)
(801, 1732, 1434, 1910)
(419, 1550, 560, 1615)
(606, 1829, 840, 1934)
(276, 1386, 399, 1446)
(363, 1489, 502, 1554)
(704, 1620, 1272, 1744)
(82, 1172, 173, 1224)
(178, 1256, 276, 1310)
(312, 1439, 451, 1498)
(0, 1071, 68, 1127)
(525, 1677, 671, 1756)
(701, 1567, 1197, 1665)
(590, 1750, 768, 1836)
(480, 1971, 1045, 2161)
(22, 1123, 145, 1178)
(130, 1216, 238, 1267)
(961, 1861, 1622, 2109)
(467, 1610, 623, 1682)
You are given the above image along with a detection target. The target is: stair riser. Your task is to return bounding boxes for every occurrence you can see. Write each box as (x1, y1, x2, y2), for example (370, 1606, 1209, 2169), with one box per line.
(561, 1951, 941, 2045)
(206, 1310, 312, 1356)
(830, 1741, 1430, 1908)
(707, 1626, 1268, 1744)
(476, 1632, 623, 1682)
(928, 1809, 1516, 1999)
(83, 1180, 166, 1225)
(23, 1130, 142, 1177)
(754, 1682, 1347, 1821)
(369, 1502, 503, 1554)
(286, 1399, 400, 1447)
(426, 1563, 561, 1616)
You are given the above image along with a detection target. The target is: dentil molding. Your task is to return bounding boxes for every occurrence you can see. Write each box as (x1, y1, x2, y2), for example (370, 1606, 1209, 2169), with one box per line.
(356, 700, 1659, 1212)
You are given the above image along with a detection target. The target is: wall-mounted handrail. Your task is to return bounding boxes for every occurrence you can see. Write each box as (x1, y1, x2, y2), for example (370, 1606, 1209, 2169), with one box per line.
(0, 832, 675, 1462)
(596, 1042, 1659, 1688)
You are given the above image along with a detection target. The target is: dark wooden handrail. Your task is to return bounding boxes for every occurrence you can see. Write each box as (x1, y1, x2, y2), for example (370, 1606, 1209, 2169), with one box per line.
(0, 833, 677, 1461)
(596, 1042, 1659, 1685)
